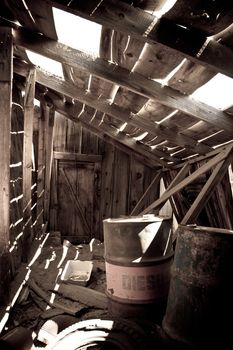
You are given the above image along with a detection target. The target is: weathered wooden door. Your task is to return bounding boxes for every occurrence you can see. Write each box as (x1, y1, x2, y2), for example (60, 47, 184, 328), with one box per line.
(57, 159, 101, 243)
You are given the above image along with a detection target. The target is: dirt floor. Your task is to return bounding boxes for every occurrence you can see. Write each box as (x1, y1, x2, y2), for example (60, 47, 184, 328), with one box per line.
(0, 232, 175, 349)
(2, 232, 110, 346)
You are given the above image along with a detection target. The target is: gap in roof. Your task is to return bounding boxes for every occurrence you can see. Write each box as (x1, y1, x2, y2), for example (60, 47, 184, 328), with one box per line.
(34, 98, 40, 107)
(26, 51, 64, 78)
(192, 73, 233, 110)
(145, 0, 177, 17)
(52, 7, 101, 56)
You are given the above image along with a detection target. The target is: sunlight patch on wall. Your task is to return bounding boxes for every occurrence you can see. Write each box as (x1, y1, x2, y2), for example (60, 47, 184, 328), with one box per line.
(53, 7, 101, 57)
(26, 51, 64, 78)
(192, 73, 233, 110)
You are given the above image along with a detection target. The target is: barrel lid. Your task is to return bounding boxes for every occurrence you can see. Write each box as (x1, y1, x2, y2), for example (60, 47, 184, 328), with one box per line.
(103, 215, 171, 224)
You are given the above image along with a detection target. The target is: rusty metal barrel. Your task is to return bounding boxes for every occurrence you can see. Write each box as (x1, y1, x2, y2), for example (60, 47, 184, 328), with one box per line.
(103, 215, 173, 320)
(162, 225, 233, 348)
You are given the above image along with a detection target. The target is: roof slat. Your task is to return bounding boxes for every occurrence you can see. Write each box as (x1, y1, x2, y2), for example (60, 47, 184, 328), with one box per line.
(13, 26, 233, 132)
(167, 60, 216, 94)
(14, 61, 212, 155)
(6, 0, 38, 32)
(49, 0, 233, 79)
(26, 0, 58, 40)
(133, 42, 184, 80)
(164, 0, 233, 35)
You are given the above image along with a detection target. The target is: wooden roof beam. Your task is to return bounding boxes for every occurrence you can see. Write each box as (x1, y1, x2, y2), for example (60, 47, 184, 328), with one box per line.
(12, 27, 233, 132)
(37, 92, 169, 168)
(14, 61, 212, 155)
(50, 0, 233, 79)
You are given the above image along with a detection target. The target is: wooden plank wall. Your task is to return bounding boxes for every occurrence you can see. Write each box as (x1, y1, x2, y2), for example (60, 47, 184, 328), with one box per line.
(6, 82, 47, 290)
(50, 112, 159, 241)
(10, 85, 24, 272)
(9, 85, 45, 266)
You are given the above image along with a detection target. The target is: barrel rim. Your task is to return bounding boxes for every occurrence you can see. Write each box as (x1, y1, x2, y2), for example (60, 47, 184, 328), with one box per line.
(178, 224, 233, 236)
(103, 215, 172, 224)
(105, 251, 174, 266)
(106, 291, 168, 304)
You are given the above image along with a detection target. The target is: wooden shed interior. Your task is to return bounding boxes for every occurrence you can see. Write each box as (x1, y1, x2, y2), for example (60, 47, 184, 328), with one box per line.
(0, 0, 233, 348)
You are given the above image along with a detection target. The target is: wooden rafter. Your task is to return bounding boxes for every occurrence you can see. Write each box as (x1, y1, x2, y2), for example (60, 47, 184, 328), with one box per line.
(4, 0, 57, 40)
(81, 110, 175, 165)
(181, 152, 233, 225)
(49, 0, 233, 79)
(160, 162, 191, 220)
(13, 26, 233, 132)
(140, 144, 233, 215)
(14, 62, 212, 155)
(40, 94, 166, 168)
(165, 142, 233, 170)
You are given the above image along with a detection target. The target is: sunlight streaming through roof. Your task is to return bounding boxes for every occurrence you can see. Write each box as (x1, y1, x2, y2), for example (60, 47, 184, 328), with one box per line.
(192, 73, 233, 110)
(52, 7, 101, 56)
(26, 50, 64, 78)
(145, 0, 177, 17)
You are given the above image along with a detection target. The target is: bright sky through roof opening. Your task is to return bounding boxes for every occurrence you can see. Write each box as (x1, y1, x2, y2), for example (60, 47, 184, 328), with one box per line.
(53, 7, 101, 56)
(192, 73, 233, 110)
(26, 51, 64, 78)
(26, 8, 102, 78)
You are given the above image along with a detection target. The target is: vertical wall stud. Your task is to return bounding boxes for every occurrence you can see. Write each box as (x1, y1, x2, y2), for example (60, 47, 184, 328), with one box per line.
(36, 103, 46, 232)
(0, 27, 13, 304)
(22, 68, 36, 262)
(44, 106, 55, 221)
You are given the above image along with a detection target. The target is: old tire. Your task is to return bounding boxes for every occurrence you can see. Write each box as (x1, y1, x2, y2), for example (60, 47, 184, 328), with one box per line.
(44, 318, 151, 350)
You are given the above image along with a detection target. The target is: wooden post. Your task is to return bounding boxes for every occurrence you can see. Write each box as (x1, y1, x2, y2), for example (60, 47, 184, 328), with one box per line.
(0, 28, 13, 304)
(49, 158, 58, 230)
(36, 103, 46, 233)
(44, 106, 55, 221)
(22, 68, 36, 262)
(93, 161, 101, 239)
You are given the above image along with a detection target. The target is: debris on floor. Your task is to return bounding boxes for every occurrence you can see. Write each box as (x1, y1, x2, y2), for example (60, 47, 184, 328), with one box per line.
(2, 232, 109, 344)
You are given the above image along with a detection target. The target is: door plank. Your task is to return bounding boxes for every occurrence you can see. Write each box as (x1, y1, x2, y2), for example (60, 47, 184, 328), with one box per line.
(59, 167, 91, 235)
